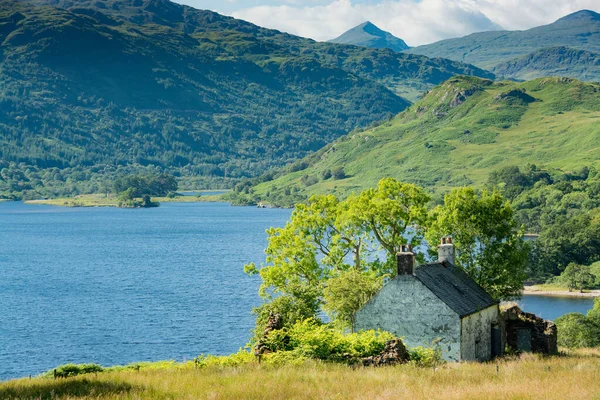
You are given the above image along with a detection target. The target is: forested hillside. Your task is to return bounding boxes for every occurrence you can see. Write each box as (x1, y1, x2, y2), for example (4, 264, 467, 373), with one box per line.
(245, 76, 600, 206)
(0, 0, 493, 199)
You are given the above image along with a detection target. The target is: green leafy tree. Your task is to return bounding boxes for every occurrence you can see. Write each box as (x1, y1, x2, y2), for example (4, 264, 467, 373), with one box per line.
(559, 263, 596, 292)
(246, 178, 431, 330)
(346, 178, 430, 263)
(426, 188, 529, 300)
(534, 214, 600, 277)
(117, 187, 136, 203)
(323, 269, 386, 329)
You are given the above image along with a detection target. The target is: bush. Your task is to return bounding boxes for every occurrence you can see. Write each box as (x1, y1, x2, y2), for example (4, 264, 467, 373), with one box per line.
(261, 318, 395, 363)
(332, 167, 346, 180)
(41, 364, 104, 378)
(408, 346, 443, 367)
(194, 349, 255, 368)
(555, 299, 600, 349)
(555, 313, 600, 348)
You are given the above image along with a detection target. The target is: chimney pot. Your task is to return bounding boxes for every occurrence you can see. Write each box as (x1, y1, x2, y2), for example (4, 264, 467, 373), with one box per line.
(397, 247, 414, 276)
(438, 237, 455, 265)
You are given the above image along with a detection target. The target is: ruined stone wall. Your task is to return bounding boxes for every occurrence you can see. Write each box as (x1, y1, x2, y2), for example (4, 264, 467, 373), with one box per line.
(502, 305, 558, 354)
(460, 305, 500, 361)
(353, 275, 461, 362)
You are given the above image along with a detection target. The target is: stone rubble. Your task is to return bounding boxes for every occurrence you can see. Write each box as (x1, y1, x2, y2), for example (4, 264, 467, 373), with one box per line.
(361, 338, 410, 366)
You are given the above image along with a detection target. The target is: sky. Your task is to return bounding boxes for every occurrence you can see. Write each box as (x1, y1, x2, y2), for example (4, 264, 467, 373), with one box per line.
(175, 0, 600, 46)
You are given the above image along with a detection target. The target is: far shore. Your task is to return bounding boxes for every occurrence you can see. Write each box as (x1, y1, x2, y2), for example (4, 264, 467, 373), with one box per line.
(523, 285, 600, 298)
(23, 191, 228, 208)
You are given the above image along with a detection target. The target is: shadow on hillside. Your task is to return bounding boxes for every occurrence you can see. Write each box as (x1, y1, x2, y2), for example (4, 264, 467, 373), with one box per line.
(0, 378, 137, 399)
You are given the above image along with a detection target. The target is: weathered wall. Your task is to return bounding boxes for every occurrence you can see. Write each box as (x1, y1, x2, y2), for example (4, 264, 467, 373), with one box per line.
(353, 276, 461, 362)
(460, 305, 499, 361)
(502, 305, 558, 354)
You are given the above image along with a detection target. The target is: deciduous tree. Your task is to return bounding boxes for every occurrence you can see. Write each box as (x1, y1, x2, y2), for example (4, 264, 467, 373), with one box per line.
(426, 187, 529, 300)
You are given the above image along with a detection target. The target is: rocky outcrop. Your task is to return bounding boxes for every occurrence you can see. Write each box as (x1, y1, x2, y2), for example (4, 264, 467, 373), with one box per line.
(494, 89, 536, 104)
(254, 312, 283, 357)
(361, 338, 410, 366)
(502, 305, 557, 354)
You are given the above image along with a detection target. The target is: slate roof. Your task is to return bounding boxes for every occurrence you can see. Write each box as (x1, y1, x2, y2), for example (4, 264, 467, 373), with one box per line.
(414, 261, 497, 317)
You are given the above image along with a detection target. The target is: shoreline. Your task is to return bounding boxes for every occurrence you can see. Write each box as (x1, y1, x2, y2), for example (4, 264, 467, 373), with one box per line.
(22, 192, 227, 207)
(523, 286, 600, 298)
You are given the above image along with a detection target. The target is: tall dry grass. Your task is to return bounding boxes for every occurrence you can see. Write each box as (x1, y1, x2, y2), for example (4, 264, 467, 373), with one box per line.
(2, 349, 600, 400)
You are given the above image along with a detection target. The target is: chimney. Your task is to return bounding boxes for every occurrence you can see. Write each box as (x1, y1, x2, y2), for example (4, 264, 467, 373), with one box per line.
(397, 245, 414, 275)
(438, 237, 455, 265)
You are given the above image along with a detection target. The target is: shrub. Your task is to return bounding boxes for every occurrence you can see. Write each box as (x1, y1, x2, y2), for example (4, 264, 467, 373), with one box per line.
(41, 364, 104, 378)
(332, 167, 346, 180)
(408, 346, 443, 367)
(555, 313, 599, 348)
(194, 349, 255, 368)
(261, 318, 395, 363)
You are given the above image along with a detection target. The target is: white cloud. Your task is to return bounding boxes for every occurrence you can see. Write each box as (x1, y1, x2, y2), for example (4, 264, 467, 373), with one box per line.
(228, 0, 600, 46)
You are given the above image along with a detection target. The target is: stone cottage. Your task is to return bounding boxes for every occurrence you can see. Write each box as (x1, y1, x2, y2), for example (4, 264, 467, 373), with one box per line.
(353, 239, 502, 362)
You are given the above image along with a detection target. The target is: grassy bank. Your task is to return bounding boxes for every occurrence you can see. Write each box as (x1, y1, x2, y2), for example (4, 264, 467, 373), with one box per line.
(2, 350, 600, 399)
(24, 192, 227, 207)
(524, 284, 600, 298)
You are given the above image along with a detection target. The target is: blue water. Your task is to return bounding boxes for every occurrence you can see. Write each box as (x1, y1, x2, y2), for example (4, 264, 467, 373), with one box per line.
(519, 294, 595, 321)
(0, 201, 291, 381)
(0, 201, 596, 381)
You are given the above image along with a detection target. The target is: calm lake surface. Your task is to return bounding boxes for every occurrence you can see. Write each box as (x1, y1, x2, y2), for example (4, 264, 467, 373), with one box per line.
(0, 201, 596, 381)
(0, 201, 291, 381)
(518, 295, 595, 321)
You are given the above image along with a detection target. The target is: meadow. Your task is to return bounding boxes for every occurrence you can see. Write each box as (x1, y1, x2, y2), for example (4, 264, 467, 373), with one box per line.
(2, 349, 600, 400)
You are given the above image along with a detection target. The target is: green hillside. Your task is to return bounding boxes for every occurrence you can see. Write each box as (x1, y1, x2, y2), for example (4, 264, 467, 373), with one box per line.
(251, 76, 600, 205)
(492, 47, 600, 82)
(0, 0, 494, 199)
(330, 21, 410, 52)
(407, 10, 600, 72)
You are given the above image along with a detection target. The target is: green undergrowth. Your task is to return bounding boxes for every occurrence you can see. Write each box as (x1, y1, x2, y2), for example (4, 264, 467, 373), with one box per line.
(39, 321, 442, 380)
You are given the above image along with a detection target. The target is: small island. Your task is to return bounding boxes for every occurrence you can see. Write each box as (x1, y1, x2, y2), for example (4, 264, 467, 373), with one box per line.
(23, 174, 227, 208)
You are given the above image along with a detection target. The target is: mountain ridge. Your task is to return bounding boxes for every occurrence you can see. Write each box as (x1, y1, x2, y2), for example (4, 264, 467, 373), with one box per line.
(330, 21, 410, 52)
(406, 9, 600, 72)
(492, 46, 600, 82)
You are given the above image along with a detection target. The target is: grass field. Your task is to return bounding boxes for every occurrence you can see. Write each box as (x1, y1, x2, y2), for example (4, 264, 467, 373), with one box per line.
(24, 192, 227, 207)
(2, 350, 600, 399)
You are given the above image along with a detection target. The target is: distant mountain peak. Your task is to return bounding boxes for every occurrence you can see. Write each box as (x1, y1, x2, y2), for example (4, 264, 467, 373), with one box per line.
(556, 9, 600, 22)
(329, 21, 410, 52)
